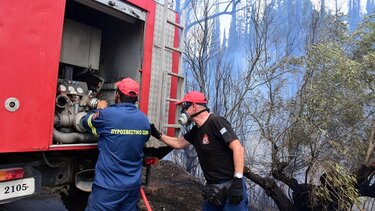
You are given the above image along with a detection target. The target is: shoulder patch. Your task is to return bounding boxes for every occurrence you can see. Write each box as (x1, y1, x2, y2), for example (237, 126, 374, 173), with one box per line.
(220, 127, 227, 135)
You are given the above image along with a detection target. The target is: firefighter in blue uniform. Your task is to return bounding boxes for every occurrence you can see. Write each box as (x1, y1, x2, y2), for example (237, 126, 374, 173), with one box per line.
(82, 78, 150, 211)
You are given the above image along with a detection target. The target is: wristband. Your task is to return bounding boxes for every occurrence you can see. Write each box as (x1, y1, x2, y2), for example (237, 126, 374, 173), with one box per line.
(234, 172, 243, 179)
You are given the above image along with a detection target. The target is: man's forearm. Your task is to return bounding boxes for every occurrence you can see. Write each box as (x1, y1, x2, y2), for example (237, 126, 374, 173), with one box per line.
(160, 134, 190, 149)
(233, 148, 244, 174)
(231, 140, 245, 175)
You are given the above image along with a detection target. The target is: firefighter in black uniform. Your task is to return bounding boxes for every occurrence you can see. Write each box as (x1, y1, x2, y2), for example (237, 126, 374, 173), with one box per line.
(150, 91, 248, 211)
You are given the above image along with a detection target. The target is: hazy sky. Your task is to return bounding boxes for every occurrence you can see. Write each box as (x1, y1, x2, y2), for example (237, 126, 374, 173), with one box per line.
(311, 0, 369, 14)
(219, 0, 371, 41)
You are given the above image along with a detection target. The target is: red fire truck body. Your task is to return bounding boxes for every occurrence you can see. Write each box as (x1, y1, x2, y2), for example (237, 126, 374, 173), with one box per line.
(0, 0, 182, 206)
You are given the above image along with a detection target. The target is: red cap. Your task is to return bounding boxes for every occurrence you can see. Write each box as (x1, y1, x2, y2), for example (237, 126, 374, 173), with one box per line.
(115, 78, 139, 97)
(175, 91, 207, 105)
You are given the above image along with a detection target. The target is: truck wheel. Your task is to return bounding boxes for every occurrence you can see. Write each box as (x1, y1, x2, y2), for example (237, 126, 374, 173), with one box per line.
(60, 186, 90, 211)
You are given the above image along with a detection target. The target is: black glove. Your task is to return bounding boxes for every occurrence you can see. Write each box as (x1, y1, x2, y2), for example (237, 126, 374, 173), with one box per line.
(150, 123, 162, 139)
(228, 177, 243, 205)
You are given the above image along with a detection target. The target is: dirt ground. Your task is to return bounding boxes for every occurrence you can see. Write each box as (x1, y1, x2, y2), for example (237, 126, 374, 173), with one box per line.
(141, 160, 204, 211)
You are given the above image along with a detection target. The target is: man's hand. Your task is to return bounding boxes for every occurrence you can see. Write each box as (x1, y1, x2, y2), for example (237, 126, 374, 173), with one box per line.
(97, 100, 108, 109)
(228, 177, 243, 205)
(150, 123, 162, 139)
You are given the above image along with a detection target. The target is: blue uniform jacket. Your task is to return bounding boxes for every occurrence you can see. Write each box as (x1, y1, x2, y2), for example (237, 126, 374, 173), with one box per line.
(82, 103, 150, 191)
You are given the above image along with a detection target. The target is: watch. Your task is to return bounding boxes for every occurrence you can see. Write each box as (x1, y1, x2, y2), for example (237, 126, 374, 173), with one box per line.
(234, 172, 243, 179)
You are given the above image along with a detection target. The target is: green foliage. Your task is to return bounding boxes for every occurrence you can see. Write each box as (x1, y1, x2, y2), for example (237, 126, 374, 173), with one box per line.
(310, 163, 360, 211)
(352, 14, 375, 62)
(289, 14, 375, 167)
(303, 42, 367, 129)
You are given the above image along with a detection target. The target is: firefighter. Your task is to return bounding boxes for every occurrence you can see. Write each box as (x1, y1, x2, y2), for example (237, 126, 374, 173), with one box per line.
(82, 78, 150, 211)
(150, 91, 248, 211)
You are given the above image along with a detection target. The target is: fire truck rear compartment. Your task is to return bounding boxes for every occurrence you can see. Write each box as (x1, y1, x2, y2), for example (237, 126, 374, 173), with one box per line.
(0, 0, 178, 206)
(54, 0, 146, 145)
(62, 0, 145, 81)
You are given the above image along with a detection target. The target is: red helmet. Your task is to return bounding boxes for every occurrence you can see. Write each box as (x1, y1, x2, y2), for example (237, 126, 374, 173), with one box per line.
(175, 91, 207, 105)
(115, 78, 139, 97)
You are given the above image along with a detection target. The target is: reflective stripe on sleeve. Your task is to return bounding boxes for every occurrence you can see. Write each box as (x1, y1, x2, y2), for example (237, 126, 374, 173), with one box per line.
(87, 114, 98, 136)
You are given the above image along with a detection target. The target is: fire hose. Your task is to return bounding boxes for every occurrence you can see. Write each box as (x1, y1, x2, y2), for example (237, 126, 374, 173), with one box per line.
(140, 187, 152, 211)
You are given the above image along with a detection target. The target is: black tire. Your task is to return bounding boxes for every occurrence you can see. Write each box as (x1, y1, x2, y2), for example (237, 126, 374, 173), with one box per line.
(60, 186, 90, 211)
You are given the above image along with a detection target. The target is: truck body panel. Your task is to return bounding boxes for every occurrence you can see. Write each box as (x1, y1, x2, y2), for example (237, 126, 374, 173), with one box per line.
(0, 0, 180, 153)
(0, 0, 66, 153)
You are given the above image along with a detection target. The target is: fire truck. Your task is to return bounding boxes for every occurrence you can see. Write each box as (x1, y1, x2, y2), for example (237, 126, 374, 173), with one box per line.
(0, 0, 183, 208)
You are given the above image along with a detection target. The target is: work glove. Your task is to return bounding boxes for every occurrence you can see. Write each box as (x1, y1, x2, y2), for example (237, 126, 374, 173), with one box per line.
(228, 177, 243, 205)
(150, 123, 162, 139)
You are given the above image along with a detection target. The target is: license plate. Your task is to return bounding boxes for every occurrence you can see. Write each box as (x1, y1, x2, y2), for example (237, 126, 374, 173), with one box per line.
(0, 178, 35, 201)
